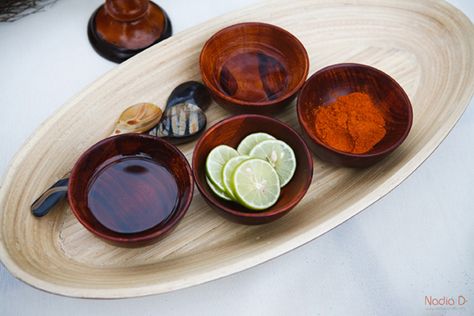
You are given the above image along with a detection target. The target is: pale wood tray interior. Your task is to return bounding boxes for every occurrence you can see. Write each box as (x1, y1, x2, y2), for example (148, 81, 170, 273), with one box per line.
(1, 0, 473, 298)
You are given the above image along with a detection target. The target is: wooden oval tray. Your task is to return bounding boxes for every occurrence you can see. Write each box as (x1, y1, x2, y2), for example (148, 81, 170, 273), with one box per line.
(1, 0, 473, 298)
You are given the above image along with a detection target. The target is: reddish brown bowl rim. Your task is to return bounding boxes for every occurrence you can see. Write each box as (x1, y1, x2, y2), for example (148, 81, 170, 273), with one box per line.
(192, 114, 313, 219)
(296, 63, 413, 158)
(199, 22, 310, 108)
(68, 134, 194, 245)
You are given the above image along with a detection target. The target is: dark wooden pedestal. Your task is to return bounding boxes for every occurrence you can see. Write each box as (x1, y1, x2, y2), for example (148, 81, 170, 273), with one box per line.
(88, 0, 172, 63)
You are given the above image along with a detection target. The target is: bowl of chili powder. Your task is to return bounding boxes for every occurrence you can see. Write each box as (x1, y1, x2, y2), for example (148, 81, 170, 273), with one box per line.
(297, 63, 413, 167)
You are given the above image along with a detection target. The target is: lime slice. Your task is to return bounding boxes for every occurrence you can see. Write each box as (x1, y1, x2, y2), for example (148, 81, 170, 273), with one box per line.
(237, 132, 276, 155)
(206, 176, 232, 201)
(249, 139, 296, 187)
(231, 158, 280, 210)
(222, 155, 250, 199)
(206, 145, 239, 191)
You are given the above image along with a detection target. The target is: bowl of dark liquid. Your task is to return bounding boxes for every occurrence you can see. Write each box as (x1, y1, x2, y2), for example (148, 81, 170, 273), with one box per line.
(68, 134, 193, 247)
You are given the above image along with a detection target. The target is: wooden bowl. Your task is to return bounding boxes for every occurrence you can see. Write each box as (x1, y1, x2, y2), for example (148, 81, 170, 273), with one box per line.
(297, 63, 413, 167)
(192, 114, 313, 224)
(200, 22, 309, 115)
(68, 134, 194, 247)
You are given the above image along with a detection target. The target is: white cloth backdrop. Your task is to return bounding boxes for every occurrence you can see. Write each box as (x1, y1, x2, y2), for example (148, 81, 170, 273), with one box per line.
(0, 0, 473, 315)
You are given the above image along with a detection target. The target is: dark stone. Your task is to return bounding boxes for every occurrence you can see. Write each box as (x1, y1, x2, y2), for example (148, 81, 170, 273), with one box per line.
(166, 81, 212, 111)
(31, 177, 69, 217)
(149, 102, 206, 143)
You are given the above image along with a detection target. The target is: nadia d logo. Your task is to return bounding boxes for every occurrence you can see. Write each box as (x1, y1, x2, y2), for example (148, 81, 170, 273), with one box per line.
(425, 295, 467, 308)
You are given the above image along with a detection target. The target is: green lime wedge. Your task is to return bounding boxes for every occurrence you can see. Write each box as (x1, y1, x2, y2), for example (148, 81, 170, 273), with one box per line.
(231, 158, 280, 210)
(237, 132, 276, 155)
(206, 145, 239, 191)
(206, 176, 232, 201)
(249, 139, 296, 187)
(222, 155, 250, 200)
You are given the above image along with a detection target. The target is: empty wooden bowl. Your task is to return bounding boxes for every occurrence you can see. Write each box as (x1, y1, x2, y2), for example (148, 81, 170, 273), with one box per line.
(297, 63, 413, 167)
(68, 134, 193, 247)
(192, 114, 313, 224)
(200, 22, 309, 115)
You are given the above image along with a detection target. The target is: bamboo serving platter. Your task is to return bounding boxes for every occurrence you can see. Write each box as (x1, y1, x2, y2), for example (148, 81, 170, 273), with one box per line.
(1, 0, 474, 298)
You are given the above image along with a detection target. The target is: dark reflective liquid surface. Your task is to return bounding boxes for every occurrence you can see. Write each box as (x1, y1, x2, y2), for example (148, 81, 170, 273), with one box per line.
(87, 156, 178, 234)
(218, 50, 289, 102)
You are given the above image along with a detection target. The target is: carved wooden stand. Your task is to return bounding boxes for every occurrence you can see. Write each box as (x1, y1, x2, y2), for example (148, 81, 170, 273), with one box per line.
(88, 0, 172, 63)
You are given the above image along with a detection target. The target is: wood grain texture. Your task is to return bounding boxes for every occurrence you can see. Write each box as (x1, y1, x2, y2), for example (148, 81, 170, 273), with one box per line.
(297, 63, 413, 167)
(68, 134, 193, 246)
(1, 0, 474, 298)
(88, 1, 172, 62)
(192, 115, 313, 224)
(200, 22, 309, 114)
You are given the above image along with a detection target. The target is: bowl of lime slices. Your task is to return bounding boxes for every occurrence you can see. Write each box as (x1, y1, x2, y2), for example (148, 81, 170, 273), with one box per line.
(192, 114, 313, 224)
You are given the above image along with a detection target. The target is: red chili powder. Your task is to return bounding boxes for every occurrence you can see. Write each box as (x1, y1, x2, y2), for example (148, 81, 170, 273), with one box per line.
(314, 92, 386, 154)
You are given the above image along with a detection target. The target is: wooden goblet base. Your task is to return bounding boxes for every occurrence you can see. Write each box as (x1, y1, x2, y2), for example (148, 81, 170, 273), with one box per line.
(87, 2, 172, 63)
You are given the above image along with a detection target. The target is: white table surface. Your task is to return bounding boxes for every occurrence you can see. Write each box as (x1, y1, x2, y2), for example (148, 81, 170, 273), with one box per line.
(1, 0, 473, 315)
